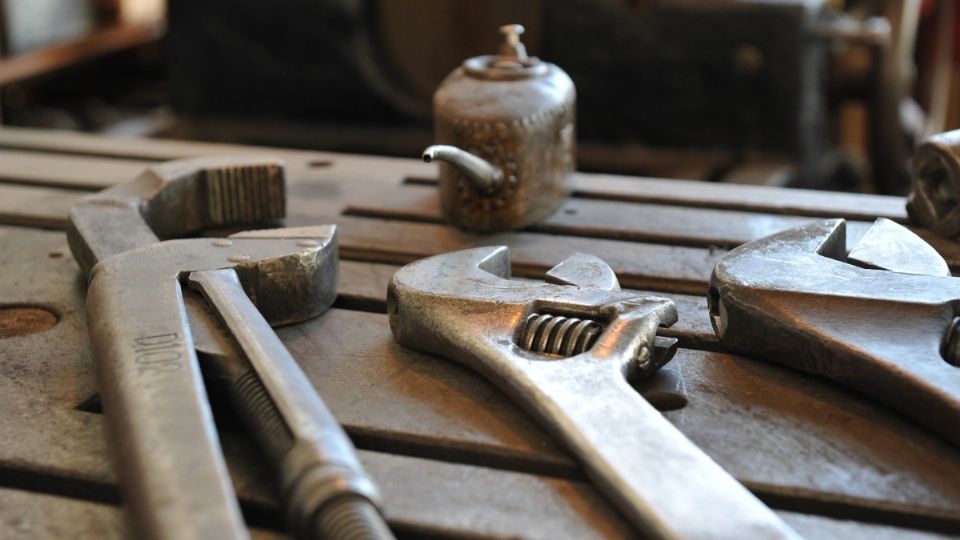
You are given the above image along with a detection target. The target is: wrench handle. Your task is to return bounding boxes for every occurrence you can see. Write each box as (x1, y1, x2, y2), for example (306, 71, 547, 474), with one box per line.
(513, 358, 802, 540)
(86, 269, 248, 540)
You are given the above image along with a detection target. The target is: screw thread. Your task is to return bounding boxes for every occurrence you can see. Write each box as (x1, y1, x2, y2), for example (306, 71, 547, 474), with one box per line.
(520, 313, 602, 356)
(312, 496, 394, 540)
(230, 369, 294, 462)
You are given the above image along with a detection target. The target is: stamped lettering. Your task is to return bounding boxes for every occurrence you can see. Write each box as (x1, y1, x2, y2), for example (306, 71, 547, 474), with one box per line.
(133, 333, 183, 374)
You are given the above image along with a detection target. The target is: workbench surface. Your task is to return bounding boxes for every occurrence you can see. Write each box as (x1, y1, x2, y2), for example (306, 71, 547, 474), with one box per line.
(0, 127, 957, 539)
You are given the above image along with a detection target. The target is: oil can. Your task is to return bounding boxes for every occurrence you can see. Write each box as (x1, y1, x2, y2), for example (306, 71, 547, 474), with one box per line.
(423, 24, 576, 232)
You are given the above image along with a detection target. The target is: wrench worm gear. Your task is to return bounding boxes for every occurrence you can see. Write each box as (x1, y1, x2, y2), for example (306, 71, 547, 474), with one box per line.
(519, 313, 602, 356)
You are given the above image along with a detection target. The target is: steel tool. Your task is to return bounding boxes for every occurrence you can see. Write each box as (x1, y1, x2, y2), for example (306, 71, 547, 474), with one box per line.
(709, 217, 960, 447)
(387, 247, 802, 540)
(907, 129, 960, 238)
(67, 158, 391, 539)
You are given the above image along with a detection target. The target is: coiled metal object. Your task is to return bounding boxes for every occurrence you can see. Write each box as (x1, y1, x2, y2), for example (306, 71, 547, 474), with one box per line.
(519, 313, 603, 356)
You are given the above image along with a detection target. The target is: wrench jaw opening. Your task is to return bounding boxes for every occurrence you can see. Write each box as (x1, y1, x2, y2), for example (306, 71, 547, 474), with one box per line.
(710, 217, 960, 448)
(387, 246, 679, 386)
(709, 219, 847, 341)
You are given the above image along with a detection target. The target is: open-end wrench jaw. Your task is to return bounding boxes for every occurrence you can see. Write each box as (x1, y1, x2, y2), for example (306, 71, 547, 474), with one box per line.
(709, 218, 960, 447)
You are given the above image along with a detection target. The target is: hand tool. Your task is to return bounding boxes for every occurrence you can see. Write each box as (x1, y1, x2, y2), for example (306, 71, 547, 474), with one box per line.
(907, 129, 960, 238)
(709, 217, 960, 447)
(387, 247, 802, 540)
(67, 158, 391, 539)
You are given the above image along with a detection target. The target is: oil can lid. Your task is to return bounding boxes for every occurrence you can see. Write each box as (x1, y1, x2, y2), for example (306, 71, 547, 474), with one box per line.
(463, 24, 548, 80)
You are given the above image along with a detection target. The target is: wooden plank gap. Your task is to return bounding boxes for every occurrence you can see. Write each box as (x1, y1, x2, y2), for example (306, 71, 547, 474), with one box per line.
(0, 466, 119, 506)
(347, 426, 582, 480)
(398, 175, 909, 222)
(753, 485, 960, 536)
(0, 175, 104, 192)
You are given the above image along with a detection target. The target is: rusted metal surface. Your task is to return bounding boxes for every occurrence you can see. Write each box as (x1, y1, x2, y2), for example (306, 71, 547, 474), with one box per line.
(430, 25, 574, 231)
(1, 129, 960, 537)
(0, 306, 58, 339)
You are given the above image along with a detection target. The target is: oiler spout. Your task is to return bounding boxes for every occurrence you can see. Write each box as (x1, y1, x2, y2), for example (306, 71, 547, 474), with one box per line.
(422, 145, 503, 192)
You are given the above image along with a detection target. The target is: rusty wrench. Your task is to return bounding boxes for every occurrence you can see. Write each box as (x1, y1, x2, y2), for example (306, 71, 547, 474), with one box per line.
(387, 247, 801, 540)
(68, 158, 390, 539)
(710, 217, 960, 447)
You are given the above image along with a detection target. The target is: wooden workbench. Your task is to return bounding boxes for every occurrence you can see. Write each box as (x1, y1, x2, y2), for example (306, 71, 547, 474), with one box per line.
(0, 127, 957, 539)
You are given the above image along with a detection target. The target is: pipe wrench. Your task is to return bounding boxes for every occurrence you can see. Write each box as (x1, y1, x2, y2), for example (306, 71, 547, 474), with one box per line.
(68, 157, 391, 539)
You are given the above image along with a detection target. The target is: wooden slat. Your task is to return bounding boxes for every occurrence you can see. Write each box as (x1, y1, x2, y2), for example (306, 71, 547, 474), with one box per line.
(0, 127, 341, 162)
(779, 512, 957, 540)
(322, 215, 724, 295)
(0, 184, 81, 229)
(0, 150, 150, 190)
(0, 488, 127, 539)
(574, 174, 908, 221)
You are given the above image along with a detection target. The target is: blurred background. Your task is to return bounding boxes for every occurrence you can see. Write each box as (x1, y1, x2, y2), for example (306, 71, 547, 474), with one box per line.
(0, 0, 956, 195)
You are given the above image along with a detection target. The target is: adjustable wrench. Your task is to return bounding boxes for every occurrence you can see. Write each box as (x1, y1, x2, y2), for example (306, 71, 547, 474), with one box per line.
(68, 158, 390, 539)
(387, 247, 801, 540)
(709, 217, 960, 447)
